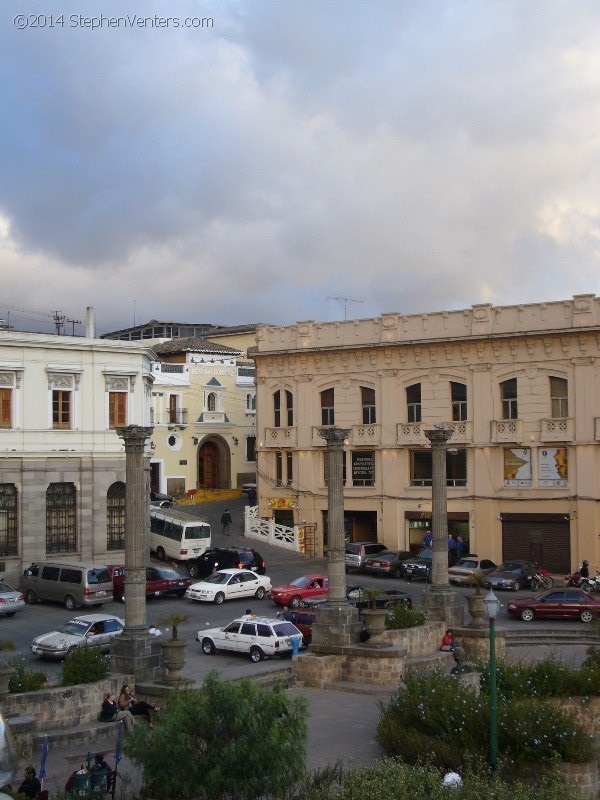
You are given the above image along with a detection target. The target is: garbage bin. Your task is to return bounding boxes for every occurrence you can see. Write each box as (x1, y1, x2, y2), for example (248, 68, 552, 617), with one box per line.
(72, 770, 91, 798)
(90, 768, 109, 794)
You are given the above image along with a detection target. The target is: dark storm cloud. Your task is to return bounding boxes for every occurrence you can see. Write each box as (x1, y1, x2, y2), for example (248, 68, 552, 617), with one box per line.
(1, 0, 599, 330)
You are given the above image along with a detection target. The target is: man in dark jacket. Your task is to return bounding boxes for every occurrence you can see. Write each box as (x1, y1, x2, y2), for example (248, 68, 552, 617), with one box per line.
(221, 509, 232, 536)
(18, 766, 41, 799)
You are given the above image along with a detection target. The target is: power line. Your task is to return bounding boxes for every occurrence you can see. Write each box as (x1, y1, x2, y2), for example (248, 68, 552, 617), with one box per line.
(326, 295, 364, 320)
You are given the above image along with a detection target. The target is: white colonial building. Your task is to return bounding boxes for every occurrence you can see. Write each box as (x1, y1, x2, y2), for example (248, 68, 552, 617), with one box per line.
(0, 327, 154, 582)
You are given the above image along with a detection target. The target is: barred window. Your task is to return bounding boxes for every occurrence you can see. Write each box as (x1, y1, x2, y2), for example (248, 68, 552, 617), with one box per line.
(46, 483, 77, 554)
(0, 484, 18, 556)
(107, 481, 125, 551)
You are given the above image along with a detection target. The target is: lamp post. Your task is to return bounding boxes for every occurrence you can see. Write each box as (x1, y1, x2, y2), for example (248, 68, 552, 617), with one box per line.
(484, 589, 500, 776)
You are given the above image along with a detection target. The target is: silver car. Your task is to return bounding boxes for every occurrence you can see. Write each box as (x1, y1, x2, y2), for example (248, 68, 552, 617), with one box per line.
(448, 556, 497, 586)
(0, 581, 25, 617)
(30, 613, 124, 660)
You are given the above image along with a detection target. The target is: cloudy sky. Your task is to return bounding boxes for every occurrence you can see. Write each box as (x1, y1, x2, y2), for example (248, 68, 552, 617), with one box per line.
(1, 0, 599, 335)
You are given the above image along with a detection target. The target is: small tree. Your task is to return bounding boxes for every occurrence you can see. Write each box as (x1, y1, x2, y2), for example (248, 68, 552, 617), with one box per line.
(125, 671, 309, 800)
(157, 612, 189, 640)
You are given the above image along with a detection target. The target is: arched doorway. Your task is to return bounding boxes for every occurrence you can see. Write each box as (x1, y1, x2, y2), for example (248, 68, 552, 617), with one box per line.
(197, 436, 231, 489)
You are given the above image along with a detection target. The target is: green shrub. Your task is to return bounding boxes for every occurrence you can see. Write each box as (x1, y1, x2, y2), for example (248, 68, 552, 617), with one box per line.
(385, 603, 426, 629)
(8, 656, 47, 693)
(477, 655, 600, 699)
(60, 645, 109, 686)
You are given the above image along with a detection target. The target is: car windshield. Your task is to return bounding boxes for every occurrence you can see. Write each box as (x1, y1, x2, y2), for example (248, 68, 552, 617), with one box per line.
(87, 568, 112, 585)
(273, 623, 301, 637)
(184, 524, 211, 541)
(497, 562, 525, 573)
(59, 619, 91, 636)
(238, 552, 254, 564)
(0, 582, 15, 592)
(156, 569, 181, 580)
(290, 576, 315, 588)
(204, 572, 233, 585)
(375, 551, 395, 559)
(418, 550, 433, 560)
(455, 560, 479, 569)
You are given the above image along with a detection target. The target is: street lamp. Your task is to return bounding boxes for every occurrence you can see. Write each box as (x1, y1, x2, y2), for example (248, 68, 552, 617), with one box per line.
(484, 589, 500, 775)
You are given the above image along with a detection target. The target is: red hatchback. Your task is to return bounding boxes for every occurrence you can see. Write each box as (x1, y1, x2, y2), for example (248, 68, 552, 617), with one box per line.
(507, 588, 600, 623)
(269, 575, 328, 608)
(109, 565, 191, 602)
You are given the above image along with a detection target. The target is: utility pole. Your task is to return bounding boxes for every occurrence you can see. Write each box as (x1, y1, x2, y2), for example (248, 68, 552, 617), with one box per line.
(326, 296, 364, 320)
(51, 310, 65, 335)
(67, 318, 82, 335)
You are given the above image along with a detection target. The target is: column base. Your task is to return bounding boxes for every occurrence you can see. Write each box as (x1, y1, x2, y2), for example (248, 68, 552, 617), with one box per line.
(110, 635, 162, 682)
(310, 604, 363, 648)
(422, 586, 465, 627)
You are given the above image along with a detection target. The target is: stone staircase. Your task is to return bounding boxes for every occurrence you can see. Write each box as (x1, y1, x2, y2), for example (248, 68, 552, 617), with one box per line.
(504, 627, 597, 648)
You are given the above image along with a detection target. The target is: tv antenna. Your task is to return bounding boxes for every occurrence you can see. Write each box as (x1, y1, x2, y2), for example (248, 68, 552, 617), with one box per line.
(67, 318, 82, 335)
(326, 295, 364, 320)
(51, 310, 66, 335)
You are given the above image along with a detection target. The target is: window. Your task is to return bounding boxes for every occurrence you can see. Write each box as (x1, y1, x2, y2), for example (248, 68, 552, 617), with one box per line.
(109, 392, 127, 428)
(451, 382, 467, 421)
(351, 451, 375, 487)
(550, 377, 568, 418)
(285, 390, 293, 426)
(286, 452, 293, 486)
(501, 378, 518, 420)
(361, 387, 376, 424)
(410, 450, 467, 486)
(168, 395, 178, 424)
(246, 393, 256, 413)
(52, 390, 71, 429)
(207, 393, 216, 412)
(276, 452, 283, 486)
(320, 388, 335, 425)
(273, 391, 281, 427)
(107, 481, 125, 551)
(0, 484, 17, 556)
(46, 482, 77, 553)
(0, 388, 11, 429)
(246, 435, 256, 462)
(274, 390, 293, 426)
(323, 452, 347, 486)
(406, 384, 421, 423)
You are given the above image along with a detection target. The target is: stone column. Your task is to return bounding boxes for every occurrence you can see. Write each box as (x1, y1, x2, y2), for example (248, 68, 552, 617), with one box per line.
(310, 427, 362, 651)
(111, 425, 162, 681)
(422, 426, 464, 626)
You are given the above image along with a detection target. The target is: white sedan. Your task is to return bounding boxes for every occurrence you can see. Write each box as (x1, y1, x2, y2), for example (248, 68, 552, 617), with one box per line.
(185, 569, 271, 605)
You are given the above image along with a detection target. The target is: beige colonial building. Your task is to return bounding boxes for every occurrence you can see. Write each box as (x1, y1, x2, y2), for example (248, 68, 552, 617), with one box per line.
(0, 326, 154, 583)
(253, 294, 600, 573)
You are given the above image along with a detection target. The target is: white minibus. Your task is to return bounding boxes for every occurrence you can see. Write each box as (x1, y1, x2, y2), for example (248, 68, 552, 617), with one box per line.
(149, 507, 211, 562)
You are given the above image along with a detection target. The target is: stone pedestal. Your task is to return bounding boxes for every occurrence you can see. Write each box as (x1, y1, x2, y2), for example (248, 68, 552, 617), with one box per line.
(310, 605, 363, 651)
(110, 636, 162, 683)
(422, 586, 465, 627)
(453, 626, 506, 660)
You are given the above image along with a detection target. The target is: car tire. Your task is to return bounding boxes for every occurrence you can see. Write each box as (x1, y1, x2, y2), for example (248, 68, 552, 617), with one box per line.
(580, 610, 593, 623)
(255, 587, 266, 599)
(520, 608, 535, 622)
(249, 646, 264, 663)
(4, 612, 16, 617)
(175, 590, 186, 597)
(202, 638, 216, 655)
(25, 589, 37, 605)
(156, 547, 166, 561)
(214, 592, 225, 605)
(188, 563, 200, 579)
(391, 568, 402, 579)
(289, 596, 301, 609)
(64, 594, 77, 611)
(512, 581, 521, 592)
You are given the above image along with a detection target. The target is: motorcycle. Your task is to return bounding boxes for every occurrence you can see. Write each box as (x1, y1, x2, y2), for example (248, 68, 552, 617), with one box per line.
(529, 569, 554, 591)
(564, 571, 596, 594)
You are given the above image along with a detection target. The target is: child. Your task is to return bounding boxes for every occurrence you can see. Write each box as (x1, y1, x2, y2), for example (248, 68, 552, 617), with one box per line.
(440, 629, 456, 652)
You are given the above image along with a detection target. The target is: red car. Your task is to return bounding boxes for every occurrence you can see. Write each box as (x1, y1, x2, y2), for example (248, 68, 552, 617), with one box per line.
(507, 588, 600, 623)
(109, 565, 192, 602)
(269, 575, 328, 608)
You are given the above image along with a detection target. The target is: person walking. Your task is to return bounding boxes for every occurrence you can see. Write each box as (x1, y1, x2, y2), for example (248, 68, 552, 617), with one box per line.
(423, 530, 432, 548)
(221, 508, 232, 536)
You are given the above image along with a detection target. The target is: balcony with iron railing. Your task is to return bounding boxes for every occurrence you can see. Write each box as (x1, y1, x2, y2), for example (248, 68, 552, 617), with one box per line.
(149, 408, 188, 426)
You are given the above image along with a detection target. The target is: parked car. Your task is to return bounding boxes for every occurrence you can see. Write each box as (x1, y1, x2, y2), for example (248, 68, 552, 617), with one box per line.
(448, 556, 497, 586)
(186, 547, 266, 580)
(400, 549, 434, 581)
(484, 560, 539, 591)
(150, 491, 174, 508)
(345, 542, 387, 573)
(281, 608, 318, 645)
(185, 569, 271, 604)
(507, 588, 600, 623)
(30, 613, 125, 659)
(305, 585, 413, 611)
(198, 616, 303, 662)
(269, 575, 328, 608)
(365, 550, 413, 578)
(0, 581, 25, 617)
(108, 565, 192, 602)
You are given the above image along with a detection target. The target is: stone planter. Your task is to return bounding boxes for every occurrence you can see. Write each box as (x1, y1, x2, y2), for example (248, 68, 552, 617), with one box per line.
(160, 639, 188, 683)
(466, 593, 487, 627)
(361, 608, 388, 637)
(0, 666, 14, 695)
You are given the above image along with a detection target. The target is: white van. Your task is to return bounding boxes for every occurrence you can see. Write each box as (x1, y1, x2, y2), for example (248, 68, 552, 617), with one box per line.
(150, 507, 211, 562)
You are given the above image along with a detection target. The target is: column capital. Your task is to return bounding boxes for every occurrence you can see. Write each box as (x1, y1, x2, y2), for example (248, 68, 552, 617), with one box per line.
(116, 425, 154, 451)
(317, 426, 351, 446)
(424, 426, 454, 447)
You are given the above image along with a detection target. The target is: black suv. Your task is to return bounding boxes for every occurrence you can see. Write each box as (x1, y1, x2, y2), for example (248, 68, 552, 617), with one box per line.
(186, 548, 266, 580)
